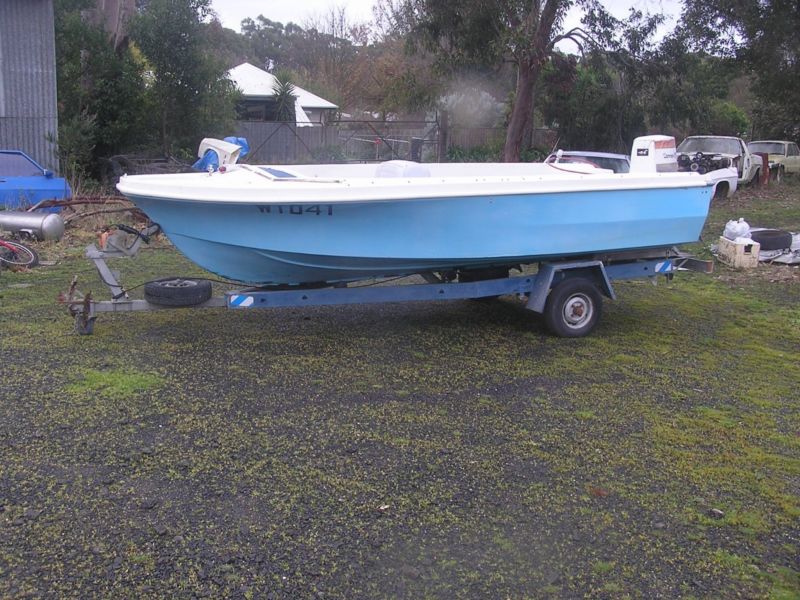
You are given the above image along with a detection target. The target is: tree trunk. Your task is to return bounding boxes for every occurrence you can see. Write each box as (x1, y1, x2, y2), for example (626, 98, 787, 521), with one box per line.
(504, 59, 537, 162)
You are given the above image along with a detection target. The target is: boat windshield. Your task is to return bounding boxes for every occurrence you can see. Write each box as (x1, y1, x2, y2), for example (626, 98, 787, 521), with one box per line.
(677, 138, 741, 155)
(259, 167, 297, 178)
(748, 142, 785, 155)
(579, 156, 629, 173)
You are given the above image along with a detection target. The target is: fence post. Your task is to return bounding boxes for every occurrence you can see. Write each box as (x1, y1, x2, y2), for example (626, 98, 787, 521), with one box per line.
(437, 111, 448, 162)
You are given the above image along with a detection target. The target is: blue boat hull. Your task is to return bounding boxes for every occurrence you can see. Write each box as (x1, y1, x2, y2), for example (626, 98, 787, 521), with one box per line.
(129, 186, 711, 284)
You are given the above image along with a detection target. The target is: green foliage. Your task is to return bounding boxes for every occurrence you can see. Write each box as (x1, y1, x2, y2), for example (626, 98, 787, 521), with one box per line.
(240, 16, 304, 73)
(679, 0, 799, 139)
(54, 0, 150, 178)
(446, 144, 502, 163)
(706, 100, 750, 137)
(539, 6, 750, 151)
(447, 143, 546, 163)
(239, 11, 365, 113)
(649, 35, 742, 137)
(392, 0, 576, 160)
(271, 74, 297, 122)
(397, 0, 507, 71)
(51, 111, 97, 187)
(539, 52, 646, 152)
(131, 0, 238, 154)
(68, 368, 164, 399)
(53, 0, 239, 181)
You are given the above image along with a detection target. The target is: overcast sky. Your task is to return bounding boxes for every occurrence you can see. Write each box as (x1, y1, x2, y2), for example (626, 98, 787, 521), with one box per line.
(209, 0, 681, 38)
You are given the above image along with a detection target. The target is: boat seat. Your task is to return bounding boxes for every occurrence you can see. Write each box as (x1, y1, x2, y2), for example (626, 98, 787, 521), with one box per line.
(375, 160, 431, 178)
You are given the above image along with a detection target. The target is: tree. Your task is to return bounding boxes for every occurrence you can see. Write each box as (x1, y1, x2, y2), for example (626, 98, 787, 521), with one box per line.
(271, 74, 297, 122)
(540, 52, 630, 151)
(390, 0, 591, 161)
(54, 0, 150, 180)
(238, 9, 369, 112)
(131, 0, 238, 154)
(679, 0, 799, 139)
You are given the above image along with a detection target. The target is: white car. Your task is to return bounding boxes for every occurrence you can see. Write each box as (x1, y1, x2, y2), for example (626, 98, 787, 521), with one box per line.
(677, 136, 761, 185)
(544, 151, 631, 173)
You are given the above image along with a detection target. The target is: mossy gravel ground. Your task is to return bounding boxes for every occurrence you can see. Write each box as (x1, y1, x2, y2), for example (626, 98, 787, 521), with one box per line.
(0, 180, 798, 599)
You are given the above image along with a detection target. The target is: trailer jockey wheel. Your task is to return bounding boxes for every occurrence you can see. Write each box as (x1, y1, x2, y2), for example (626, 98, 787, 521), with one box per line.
(544, 278, 602, 337)
(144, 278, 213, 307)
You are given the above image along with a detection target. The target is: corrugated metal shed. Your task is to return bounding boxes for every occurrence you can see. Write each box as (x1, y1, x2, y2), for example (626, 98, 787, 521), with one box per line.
(0, 0, 59, 172)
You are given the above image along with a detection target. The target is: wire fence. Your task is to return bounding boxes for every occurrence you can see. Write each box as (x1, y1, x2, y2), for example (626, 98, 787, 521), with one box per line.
(232, 120, 558, 165)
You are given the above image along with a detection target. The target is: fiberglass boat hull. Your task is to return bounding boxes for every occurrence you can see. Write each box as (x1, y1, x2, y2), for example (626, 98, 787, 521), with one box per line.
(126, 185, 711, 285)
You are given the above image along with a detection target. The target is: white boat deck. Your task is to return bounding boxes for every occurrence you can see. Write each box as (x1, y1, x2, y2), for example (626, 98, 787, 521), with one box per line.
(118, 159, 713, 205)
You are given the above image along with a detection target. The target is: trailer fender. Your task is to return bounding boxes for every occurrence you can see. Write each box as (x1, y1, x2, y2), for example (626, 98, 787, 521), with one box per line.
(526, 261, 615, 314)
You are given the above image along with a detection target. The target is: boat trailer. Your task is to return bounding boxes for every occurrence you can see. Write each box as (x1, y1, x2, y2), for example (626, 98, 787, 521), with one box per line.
(61, 225, 713, 338)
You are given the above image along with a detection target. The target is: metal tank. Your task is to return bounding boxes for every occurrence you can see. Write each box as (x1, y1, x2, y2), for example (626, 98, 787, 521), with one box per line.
(0, 211, 65, 241)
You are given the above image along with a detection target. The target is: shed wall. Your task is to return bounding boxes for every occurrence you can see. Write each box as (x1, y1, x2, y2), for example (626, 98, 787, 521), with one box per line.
(0, 0, 59, 172)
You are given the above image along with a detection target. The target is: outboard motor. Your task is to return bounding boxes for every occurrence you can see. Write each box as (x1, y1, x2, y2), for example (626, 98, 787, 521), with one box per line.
(630, 135, 679, 173)
(192, 137, 249, 172)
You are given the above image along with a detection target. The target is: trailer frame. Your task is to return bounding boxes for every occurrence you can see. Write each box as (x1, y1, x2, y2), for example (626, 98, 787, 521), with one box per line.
(61, 225, 712, 337)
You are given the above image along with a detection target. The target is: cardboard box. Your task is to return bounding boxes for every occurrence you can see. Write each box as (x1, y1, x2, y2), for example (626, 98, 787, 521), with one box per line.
(717, 236, 760, 269)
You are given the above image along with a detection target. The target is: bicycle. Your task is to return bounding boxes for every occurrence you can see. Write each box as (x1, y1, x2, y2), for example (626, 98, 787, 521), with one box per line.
(0, 238, 39, 269)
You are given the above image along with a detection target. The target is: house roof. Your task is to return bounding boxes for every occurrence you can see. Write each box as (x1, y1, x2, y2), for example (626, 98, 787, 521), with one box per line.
(228, 63, 338, 110)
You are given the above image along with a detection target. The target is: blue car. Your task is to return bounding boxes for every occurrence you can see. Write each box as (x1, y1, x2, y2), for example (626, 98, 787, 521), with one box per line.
(0, 150, 71, 212)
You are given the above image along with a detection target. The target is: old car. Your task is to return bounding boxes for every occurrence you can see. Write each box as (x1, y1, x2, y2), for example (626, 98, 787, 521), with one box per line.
(544, 150, 630, 173)
(676, 136, 761, 185)
(747, 140, 800, 181)
(0, 150, 71, 211)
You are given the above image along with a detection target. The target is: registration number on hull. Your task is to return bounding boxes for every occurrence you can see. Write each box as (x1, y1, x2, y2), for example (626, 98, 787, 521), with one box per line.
(257, 204, 334, 216)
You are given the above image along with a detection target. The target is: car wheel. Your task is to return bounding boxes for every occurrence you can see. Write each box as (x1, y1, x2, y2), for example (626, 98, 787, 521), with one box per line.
(750, 169, 761, 187)
(750, 229, 793, 251)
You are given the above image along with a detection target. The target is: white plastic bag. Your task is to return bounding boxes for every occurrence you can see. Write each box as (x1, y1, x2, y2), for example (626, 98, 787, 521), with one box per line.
(723, 218, 750, 241)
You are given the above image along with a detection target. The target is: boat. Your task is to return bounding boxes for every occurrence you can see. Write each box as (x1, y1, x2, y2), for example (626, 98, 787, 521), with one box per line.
(116, 137, 715, 286)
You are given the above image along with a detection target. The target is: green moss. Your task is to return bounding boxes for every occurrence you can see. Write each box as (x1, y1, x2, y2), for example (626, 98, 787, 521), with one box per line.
(66, 368, 164, 398)
(592, 561, 616, 576)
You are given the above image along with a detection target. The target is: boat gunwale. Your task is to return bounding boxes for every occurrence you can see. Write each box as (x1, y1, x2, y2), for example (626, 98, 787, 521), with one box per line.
(118, 169, 714, 205)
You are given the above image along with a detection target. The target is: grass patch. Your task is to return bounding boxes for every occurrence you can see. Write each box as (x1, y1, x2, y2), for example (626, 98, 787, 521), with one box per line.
(0, 179, 797, 598)
(592, 561, 616, 576)
(67, 368, 164, 399)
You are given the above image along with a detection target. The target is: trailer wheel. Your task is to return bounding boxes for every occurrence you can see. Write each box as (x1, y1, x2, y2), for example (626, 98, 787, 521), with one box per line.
(544, 278, 602, 338)
(144, 278, 213, 307)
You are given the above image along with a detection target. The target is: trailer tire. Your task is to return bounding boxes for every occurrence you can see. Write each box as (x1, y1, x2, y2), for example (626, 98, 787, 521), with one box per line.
(544, 278, 602, 338)
(144, 278, 213, 307)
(750, 229, 793, 251)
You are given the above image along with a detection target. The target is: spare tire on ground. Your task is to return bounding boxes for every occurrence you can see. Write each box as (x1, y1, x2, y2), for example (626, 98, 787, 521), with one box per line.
(750, 229, 793, 251)
(144, 278, 213, 306)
